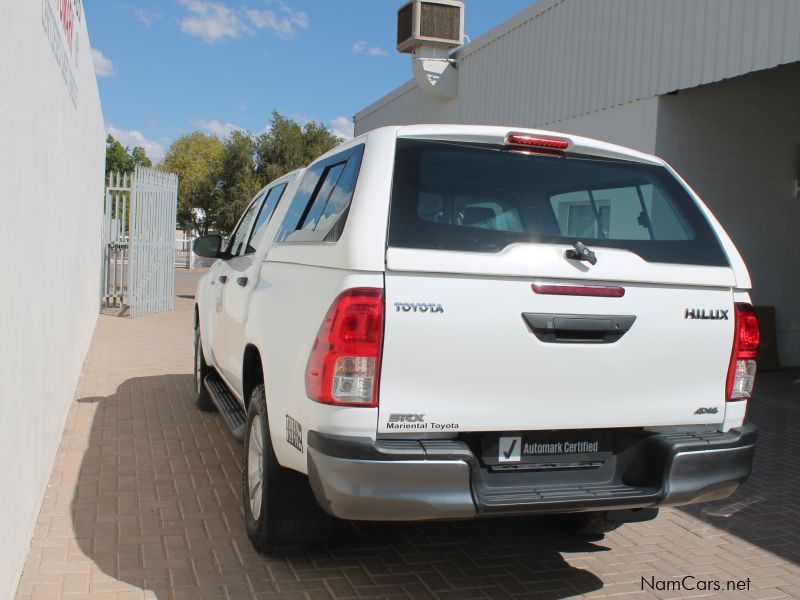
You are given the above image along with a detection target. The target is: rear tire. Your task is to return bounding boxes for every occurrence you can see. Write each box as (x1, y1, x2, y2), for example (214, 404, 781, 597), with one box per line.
(550, 511, 622, 536)
(194, 326, 215, 412)
(242, 384, 332, 553)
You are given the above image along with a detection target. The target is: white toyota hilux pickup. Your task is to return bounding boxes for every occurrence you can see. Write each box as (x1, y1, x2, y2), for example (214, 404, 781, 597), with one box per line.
(193, 125, 759, 552)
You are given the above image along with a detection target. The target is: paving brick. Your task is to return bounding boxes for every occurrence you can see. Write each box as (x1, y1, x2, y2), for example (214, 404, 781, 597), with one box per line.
(11, 269, 800, 599)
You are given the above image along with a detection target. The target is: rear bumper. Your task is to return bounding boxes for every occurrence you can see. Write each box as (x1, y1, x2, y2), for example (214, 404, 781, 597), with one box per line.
(306, 425, 757, 521)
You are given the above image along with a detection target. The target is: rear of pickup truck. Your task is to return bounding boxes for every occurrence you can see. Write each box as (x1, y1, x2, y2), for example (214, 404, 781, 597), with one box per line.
(306, 128, 758, 524)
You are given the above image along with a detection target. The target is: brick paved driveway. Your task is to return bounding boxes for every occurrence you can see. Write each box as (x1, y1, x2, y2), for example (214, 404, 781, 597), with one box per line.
(13, 270, 800, 599)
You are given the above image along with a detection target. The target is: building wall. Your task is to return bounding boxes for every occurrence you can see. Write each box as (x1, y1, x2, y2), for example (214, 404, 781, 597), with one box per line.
(355, 1, 800, 369)
(542, 97, 660, 154)
(0, 1, 105, 597)
(655, 63, 800, 366)
(355, 0, 800, 136)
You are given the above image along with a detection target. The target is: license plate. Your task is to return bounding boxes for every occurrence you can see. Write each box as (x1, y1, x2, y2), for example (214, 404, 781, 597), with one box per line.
(482, 430, 613, 465)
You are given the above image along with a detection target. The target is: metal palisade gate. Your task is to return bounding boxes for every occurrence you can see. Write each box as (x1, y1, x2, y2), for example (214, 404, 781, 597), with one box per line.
(174, 234, 197, 269)
(128, 167, 179, 317)
(101, 172, 131, 308)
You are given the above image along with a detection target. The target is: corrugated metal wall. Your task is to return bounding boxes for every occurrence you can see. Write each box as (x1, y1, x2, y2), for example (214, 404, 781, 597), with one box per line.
(355, 0, 800, 134)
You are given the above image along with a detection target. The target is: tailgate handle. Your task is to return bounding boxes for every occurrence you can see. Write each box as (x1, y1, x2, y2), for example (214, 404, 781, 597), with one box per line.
(522, 313, 636, 344)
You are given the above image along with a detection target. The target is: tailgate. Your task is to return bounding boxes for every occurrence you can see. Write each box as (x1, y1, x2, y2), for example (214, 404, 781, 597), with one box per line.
(379, 252, 734, 434)
(377, 136, 738, 435)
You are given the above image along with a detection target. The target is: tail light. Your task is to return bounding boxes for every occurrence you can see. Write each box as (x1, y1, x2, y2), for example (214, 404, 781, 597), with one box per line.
(726, 303, 760, 401)
(505, 133, 570, 150)
(533, 283, 625, 298)
(306, 288, 384, 407)
(505, 133, 570, 157)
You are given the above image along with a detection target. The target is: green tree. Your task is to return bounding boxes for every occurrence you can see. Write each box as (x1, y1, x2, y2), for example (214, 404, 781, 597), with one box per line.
(302, 120, 344, 166)
(130, 146, 152, 170)
(255, 111, 341, 185)
(105, 135, 153, 175)
(105, 135, 131, 175)
(159, 132, 225, 234)
(153, 111, 341, 235)
(216, 131, 261, 234)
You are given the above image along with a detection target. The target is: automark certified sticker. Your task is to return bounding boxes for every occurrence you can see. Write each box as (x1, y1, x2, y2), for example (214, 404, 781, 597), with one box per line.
(498, 436, 522, 462)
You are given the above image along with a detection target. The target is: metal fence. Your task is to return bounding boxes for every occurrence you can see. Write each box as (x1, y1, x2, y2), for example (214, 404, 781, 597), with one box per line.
(128, 168, 179, 317)
(101, 167, 179, 317)
(102, 172, 131, 308)
(175, 234, 197, 269)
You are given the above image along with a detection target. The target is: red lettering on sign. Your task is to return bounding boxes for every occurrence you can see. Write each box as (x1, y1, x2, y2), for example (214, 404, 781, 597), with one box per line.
(58, 0, 75, 52)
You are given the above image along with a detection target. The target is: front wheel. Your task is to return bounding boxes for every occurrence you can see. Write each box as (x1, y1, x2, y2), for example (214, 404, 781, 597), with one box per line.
(242, 384, 332, 553)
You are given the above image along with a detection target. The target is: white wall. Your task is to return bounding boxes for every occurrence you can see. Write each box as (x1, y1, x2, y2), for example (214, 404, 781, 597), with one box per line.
(543, 98, 660, 154)
(0, 1, 104, 597)
(535, 67, 800, 366)
(656, 63, 800, 366)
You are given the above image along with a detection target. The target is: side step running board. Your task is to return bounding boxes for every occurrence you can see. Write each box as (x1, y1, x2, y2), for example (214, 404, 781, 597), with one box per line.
(204, 373, 246, 442)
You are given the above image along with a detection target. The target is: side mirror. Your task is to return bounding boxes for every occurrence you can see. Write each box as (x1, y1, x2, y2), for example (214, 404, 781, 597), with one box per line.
(193, 234, 224, 259)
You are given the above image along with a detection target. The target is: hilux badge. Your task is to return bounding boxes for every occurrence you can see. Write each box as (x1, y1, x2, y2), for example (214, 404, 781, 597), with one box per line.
(684, 309, 728, 320)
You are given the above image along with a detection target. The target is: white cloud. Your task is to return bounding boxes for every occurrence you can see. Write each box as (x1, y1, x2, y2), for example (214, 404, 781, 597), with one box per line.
(330, 116, 354, 140)
(134, 8, 157, 26)
(92, 48, 114, 78)
(106, 124, 165, 161)
(178, 0, 308, 43)
(246, 4, 308, 40)
(283, 2, 309, 28)
(352, 40, 387, 57)
(178, 0, 246, 43)
(191, 118, 244, 138)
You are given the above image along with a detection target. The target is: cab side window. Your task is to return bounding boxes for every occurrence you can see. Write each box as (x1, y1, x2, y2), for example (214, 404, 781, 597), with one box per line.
(274, 145, 364, 243)
(245, 183, 288, 254)
(226, 195, 264, 256)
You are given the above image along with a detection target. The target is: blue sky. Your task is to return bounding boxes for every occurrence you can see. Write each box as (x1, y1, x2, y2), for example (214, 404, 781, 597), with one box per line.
(87, 0, 535, 160)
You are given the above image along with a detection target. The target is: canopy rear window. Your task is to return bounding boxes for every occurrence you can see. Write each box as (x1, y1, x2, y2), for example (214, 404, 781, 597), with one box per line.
(388, 139, 729, 266)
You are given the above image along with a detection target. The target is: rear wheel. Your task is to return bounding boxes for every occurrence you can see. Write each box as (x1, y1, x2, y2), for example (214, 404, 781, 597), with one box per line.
(194, 326, 215, 412)
(242, 384, 332, 553)
(550, 511, 622, 536)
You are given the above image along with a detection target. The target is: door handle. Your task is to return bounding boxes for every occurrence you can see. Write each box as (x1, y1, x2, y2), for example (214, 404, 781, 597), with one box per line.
(236, 277, 248, 287)
(218, 275, 228, 284)
(523, 313, 636, 344)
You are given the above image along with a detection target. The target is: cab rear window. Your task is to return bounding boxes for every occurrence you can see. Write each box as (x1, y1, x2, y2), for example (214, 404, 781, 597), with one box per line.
(388, 139, 729, 266)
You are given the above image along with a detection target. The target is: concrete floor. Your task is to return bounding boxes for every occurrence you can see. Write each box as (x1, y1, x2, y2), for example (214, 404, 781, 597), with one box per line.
(13, 269, 800, 599)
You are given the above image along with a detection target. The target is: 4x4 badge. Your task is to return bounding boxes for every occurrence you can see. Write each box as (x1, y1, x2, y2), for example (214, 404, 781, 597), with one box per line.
(684, 309, 728, 320)
(694, 407, 719, 415)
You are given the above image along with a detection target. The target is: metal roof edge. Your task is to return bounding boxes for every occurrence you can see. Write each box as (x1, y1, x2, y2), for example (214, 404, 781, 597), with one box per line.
(354, 79, 418, 122)
(354, 0, 563, 122)
(452, 0, 563, 61)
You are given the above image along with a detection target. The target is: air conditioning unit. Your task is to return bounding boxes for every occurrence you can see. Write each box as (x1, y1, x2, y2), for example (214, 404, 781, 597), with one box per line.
(397, 0, 464, 54)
